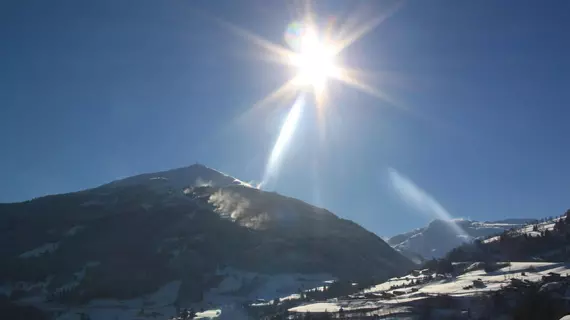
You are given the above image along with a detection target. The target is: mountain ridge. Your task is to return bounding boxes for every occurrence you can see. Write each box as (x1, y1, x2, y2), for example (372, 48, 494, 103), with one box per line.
(387, 218, 538, 260)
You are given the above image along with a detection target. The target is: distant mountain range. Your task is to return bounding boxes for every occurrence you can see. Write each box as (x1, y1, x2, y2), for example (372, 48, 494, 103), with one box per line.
(259, 213, 570, 319)
(387, 218, 538, 261)
(0, 164, 413, 319)
(445, 213, 570, 263)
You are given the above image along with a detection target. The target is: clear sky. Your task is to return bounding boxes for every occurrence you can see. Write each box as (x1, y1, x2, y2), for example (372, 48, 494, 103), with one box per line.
(1, 0, 569, 237)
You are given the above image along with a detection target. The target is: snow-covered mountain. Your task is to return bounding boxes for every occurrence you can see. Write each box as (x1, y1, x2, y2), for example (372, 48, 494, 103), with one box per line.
(0, 164, 413, 319)
(104, 163, 254, 190)
(446, 213, 570, 262)
(387, 218, 537, 260)
(261, 214, 570, 319)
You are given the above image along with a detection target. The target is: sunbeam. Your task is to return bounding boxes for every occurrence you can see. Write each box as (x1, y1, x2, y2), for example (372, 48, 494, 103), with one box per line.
(332, 2, 404, 56)
(207, 1, 406, 190)
(388, 168, 467, 237)
(260, 94, 306, 188)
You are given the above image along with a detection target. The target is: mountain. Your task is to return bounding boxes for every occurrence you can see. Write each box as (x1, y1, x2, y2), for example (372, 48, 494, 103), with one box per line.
(0, 164, 413, 319)
(446, 212, 570, 262)
(387, 218, 538, 260)
(264, 211, 570, 319)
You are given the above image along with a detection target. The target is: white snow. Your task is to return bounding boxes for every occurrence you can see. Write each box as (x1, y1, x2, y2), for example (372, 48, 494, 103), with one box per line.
(479, 217, 563, 244)
(482, 236, 500, 244)
(289, 300, 413, 315)
(232, 179, 255, 188)
(279, 293, 301, 302)
(291, 262, 570, 315)
(389, 218, 536, 259)
(528, 231, 542, 237)
(290, 302, 340, 313)
(366, 262, 569, 299)
(197, 269, 334, 319)
(194, 309, 222, 319)
(19, 242, 59, 258)
(544, 223, 556, 231)
(107, 164, 253, 193)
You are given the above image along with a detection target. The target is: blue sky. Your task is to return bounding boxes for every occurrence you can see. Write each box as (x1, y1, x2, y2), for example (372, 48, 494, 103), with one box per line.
(1, 0, 569, 236)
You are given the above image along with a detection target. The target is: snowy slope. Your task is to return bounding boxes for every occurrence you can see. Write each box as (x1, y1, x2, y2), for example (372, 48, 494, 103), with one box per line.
(290, 262, 570, 315)
(387, 218, 537, 259)
(364, 262, 568, 297)
(482, 217, 561, 244)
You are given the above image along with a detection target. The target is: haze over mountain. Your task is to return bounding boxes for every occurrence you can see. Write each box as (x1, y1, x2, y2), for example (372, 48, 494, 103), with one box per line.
(0, 164, 413, 319)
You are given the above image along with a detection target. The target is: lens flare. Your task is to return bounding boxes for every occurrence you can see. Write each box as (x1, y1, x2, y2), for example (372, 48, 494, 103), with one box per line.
(289, 27, 338, 95)
(216, 2, 402, 116)
(260, 95, 305, 188)
(388, 168, 467, 237)
(210, 2, 405, 190)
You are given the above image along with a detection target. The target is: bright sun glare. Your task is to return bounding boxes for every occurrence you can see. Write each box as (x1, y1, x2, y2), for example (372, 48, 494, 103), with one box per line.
(220, 2, 402, 110)
(218, 2, 403, 188)
(289, 28, 338, 94)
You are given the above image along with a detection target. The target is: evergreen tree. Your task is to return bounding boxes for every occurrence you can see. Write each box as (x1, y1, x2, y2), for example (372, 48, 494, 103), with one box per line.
(437, 259, 453, 274)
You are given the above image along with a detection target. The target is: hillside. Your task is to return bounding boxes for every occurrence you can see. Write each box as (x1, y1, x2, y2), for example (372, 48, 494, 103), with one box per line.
(253, 210, 570, 319)
(387, 218, 537, 260)
(446, 211, 570, 263)
(0, 164, 413, 319)
(278, 261, 570, 319)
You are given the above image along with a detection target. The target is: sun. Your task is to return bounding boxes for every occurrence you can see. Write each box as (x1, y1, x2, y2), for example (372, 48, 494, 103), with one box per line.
(289, 28, 339, 95)
(218, 3, 402, 116)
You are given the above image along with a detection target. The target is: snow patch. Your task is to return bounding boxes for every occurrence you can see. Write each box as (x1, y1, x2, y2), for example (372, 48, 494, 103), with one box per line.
(290, 302, 340, 313)
(482, 236, 500, 244)
(389, 218, 537, 259)
(365, 262, 570, 299)
(195, 309, 222, 319)
(195, 177, 214, 187)
(197, 268, 334, 319)
(19, 242, 59, 258)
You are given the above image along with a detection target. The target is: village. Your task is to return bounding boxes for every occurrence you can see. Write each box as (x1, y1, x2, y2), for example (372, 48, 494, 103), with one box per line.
(245, 261, 570, 319)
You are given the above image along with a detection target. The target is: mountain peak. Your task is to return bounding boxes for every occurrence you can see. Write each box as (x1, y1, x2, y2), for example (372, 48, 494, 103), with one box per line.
(389, 218, 536, 260)
(0, 163, 414, 317)
(103, 163, 252, 191)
